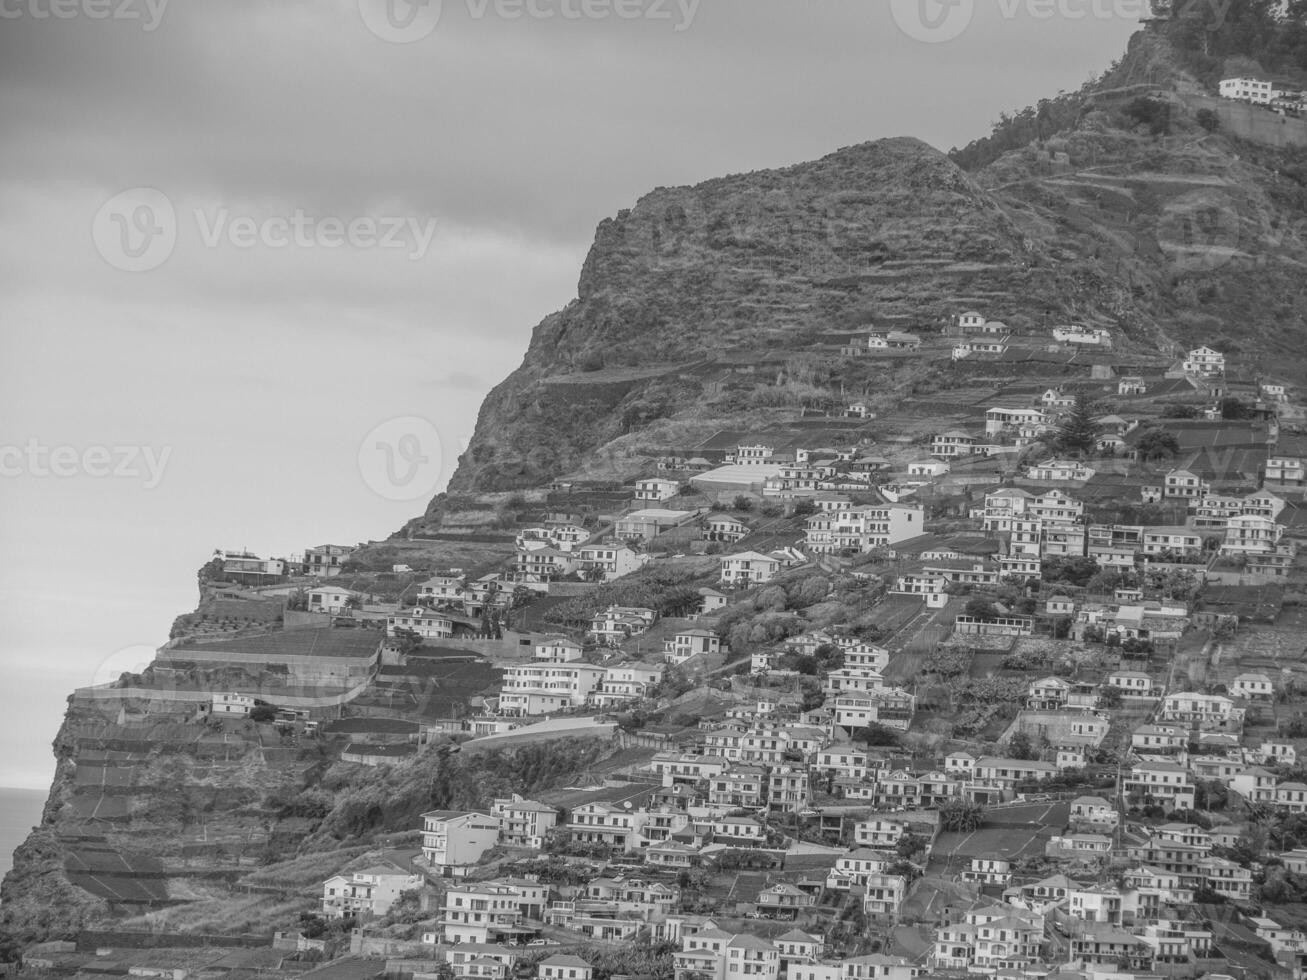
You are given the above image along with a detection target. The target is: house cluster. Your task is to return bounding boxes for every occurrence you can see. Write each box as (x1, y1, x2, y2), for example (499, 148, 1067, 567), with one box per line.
(1219, 76, 1307, 114)
(514, 517, 652, 584)
(192, 302, 1307, 980)
(489, 636, 666, 717)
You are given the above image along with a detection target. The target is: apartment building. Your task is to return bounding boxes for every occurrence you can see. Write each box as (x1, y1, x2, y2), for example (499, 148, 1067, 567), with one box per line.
(498, 663, 607, 716)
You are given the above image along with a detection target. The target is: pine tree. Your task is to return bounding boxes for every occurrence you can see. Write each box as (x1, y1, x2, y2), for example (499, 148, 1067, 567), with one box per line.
(1054, 393, 1101, 457)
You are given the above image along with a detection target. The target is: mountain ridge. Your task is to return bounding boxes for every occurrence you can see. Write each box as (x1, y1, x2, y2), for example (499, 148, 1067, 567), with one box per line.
(408, 28, 1306, 530)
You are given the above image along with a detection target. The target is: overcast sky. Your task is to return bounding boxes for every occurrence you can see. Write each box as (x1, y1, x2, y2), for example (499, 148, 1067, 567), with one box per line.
(0, 0, 1140, 792)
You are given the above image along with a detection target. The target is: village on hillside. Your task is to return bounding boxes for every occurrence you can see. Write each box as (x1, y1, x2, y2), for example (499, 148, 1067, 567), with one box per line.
(28, 311, 1307, 980)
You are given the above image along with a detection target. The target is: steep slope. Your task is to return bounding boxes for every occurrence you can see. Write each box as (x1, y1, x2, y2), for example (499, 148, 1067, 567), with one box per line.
(409, 27, 1307, 531)
(431, 137, 1038, 499)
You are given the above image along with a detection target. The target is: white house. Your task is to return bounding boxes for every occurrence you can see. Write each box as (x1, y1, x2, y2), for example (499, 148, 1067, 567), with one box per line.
(1106, 671, 1154, 698)
(931, 430, 979, 457)
(211, 692, 255, 716)
(1124, 761, 1196, 811)
(1160, 692, 1235, 725)
(308, 586, 359, 614)
(635, 478, 680, 502)
(907, 459, 950, 478)
(985, 406, 1047, 436)
(539, 955, 594, 980)
(1164, 469, 1208, 500)
(664, 629, 721, 663)
(304, 543, 354, 577)
(1182, 346, 1226, 377)
(421, 810, 501, 875)
(499, 663, 607, 716)
(535, 638, 584, 663)
(1231, 672, 1274, 700)
(1220, 77, 1275, 104)
(699, 587, 728, 615)
(323, 864, 422, 918)
(719, 551, 781, 587)
(1028, 459, 1094, 482)
(1052, 325, 1112, 346)
(575, 544, 644, 581)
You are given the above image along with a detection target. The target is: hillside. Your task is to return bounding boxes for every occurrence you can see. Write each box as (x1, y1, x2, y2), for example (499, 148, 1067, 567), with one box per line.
(408, 28, 1307, 533)
(9, 12, 1307, 963)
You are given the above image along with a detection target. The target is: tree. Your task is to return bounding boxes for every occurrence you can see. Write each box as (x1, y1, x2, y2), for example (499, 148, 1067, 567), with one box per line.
(198, 556, 228, 584)
(855, 722, 900, 747)
(1124, 95, 1171, 135)
(392, 627, 424, 656)
(939, 799, 986, 832)
(1220, 397, 1255, 420)
(1196, 107, 1221, 132)
(1008, 731, 1038, 760)
(1135, 428, 1181, 461)
(1194, 779, 1229, 812)
(1054, 393, 1102, 457)
(1042, 555, 1100, 587)
(249, 704, 277, 723)
(965, 597, 998, 621)
(896, 832, 926, 860)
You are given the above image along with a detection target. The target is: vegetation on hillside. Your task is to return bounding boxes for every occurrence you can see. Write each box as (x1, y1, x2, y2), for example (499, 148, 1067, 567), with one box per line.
(1162, 0, 1307, 87)
(951, 2, 1307, 173)
(296, 739, 613, 848)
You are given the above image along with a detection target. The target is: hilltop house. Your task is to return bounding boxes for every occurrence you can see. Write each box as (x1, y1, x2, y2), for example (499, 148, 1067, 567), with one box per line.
(304, 543, 354, 577)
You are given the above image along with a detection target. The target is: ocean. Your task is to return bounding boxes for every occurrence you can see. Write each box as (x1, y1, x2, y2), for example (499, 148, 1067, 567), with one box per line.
(0, 787, 47, 882)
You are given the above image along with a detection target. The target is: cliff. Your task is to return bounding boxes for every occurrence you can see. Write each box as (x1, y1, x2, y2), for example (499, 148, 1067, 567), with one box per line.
(409, 29, 1307, 532)
(7, 18, 1307, 951)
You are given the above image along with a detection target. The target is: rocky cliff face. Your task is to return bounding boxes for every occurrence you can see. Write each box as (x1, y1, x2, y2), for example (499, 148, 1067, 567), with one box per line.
(430, 136, 1037, 499)
(8, 24, 1307, 949)
(410, 30, 1307, 529)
